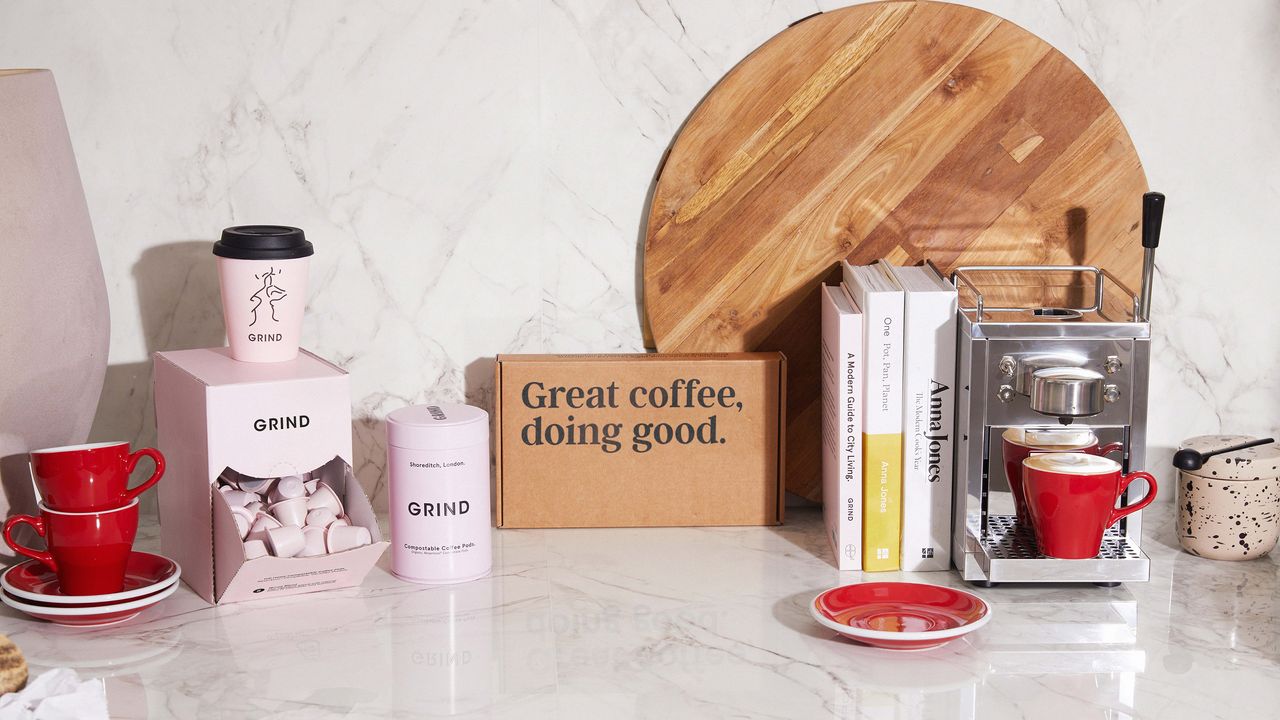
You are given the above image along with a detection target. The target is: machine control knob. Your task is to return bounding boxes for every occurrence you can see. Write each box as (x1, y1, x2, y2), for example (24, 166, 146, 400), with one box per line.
(998, 356, 1016, 377)
(1103, 384, 1121, 403)
(1104, 355, 1123, 374)
(996, 385, 1017, 403)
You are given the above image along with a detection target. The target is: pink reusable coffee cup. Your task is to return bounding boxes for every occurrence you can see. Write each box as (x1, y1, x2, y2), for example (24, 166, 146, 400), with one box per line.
(214, 225, 312, 363)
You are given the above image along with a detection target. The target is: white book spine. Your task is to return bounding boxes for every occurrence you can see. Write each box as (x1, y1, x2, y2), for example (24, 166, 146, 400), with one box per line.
(899, 282, 957, 571)
(843, 262, 904, 571)
(820, 285, 862, 570)
(841, 265, 904, 436)
(868, 292, 904, 438)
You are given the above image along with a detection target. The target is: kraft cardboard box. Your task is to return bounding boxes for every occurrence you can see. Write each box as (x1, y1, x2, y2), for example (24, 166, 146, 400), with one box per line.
(153, 348, 387, 604)
(494, 353, 786, 528)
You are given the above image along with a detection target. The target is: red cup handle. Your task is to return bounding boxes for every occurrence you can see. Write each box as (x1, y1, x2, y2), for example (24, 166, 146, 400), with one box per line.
(1098, 441, 1125, 457)
(3, 515, 56, 572)
(124, 448, 166, 503)
(1108, 471, 1158, 527)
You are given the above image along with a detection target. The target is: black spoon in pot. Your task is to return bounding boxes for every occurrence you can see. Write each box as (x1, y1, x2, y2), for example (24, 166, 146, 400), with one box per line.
(1172, 438, 1276, 471)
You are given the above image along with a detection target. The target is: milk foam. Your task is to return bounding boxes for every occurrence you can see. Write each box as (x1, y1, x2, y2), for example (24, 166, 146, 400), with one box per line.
(1023, 452, 1118, 474)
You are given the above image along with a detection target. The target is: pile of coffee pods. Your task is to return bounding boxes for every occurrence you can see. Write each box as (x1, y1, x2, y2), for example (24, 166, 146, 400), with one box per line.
(215, 474, 373, 559)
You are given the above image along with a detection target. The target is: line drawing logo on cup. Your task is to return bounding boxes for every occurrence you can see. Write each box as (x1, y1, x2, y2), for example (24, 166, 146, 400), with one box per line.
(249, 267, 288, 326)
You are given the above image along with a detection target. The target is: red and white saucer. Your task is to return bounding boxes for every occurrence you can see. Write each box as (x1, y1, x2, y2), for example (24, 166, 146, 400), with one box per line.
(1, 551, 180, 627)
(811, 581, 991, 651)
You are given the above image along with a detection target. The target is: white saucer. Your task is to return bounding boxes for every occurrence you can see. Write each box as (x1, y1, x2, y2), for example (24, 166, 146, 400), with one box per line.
(1, 581, 179, 627)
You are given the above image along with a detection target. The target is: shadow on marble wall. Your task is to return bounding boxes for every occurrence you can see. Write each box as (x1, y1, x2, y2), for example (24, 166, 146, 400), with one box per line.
(465, 357, 497, 412)
(634, 151, 664, 350)
(90, 241, 225, 515)
(352, 412, 387, 512)
(1147, 444, 1176, 505)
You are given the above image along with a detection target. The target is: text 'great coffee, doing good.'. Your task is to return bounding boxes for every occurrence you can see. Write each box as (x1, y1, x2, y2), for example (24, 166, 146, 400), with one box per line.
(518, 378, 745, 454)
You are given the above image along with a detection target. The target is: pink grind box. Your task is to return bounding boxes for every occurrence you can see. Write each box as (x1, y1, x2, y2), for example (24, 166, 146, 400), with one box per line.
(153, 348, 388, 604)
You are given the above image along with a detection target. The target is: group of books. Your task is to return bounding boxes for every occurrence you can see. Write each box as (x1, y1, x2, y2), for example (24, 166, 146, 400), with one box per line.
(820, 260, 958, 572)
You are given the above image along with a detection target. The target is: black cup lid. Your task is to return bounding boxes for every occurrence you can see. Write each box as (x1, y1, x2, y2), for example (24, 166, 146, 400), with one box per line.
(213, 225, 314, 260)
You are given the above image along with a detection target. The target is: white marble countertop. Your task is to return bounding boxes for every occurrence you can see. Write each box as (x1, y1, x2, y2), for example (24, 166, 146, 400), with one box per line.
(3, 507, 1276, 719)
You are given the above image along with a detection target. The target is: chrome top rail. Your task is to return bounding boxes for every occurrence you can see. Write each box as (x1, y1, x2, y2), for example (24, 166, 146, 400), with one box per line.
(950, 265, 1139, 323)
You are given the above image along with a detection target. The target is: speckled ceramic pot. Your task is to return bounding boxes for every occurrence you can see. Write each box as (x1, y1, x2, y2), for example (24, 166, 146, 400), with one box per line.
(1176, 435, 1280, 561)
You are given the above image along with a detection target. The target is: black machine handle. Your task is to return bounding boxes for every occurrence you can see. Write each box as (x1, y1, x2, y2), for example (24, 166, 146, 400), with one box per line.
(1142, 192, 1165, 249)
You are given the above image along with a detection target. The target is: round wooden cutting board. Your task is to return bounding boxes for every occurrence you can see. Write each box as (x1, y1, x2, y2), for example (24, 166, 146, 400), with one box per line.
(643, 1, 1147, 501)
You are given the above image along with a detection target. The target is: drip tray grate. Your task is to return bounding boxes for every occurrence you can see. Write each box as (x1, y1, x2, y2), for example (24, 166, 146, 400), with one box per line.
(966, 514, 1150, 582)
(981, 515, 1142, 561)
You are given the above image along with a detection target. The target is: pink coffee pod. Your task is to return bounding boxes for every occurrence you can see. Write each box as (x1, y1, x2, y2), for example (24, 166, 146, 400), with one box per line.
(250, 513, 283, 530)
(268, 476, 306, 504)
(243, 539, 269, 560)
(237, 477, 273, 494)
(270, 497, 309, 527)
(330, 516, 351, 527)
(306, 481, 344, 515)
(220, 489, 255, 507)
(265, 525, 305, 557)
(230, 505, 255, 539)
(304, 479, 318, 495)
(326, 524, 372, 553)
(247, 513, 283, 542)
(298, 526, 327, 557)
(305, 508, 336, 528)
(232, 513, 251, 539)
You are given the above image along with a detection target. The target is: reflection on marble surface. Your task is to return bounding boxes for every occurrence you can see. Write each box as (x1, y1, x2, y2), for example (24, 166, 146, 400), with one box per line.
(2, 507, 1276, 718)
(0, 1, 1276, 511)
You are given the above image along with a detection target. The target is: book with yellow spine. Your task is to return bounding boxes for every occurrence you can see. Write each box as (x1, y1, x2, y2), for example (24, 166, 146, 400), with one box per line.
(842, 260, 904, 572)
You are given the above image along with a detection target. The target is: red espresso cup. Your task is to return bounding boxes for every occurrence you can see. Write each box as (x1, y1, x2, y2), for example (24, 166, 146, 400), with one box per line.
(1021, 453, 1157, 559)
(3, 500, 139, 595)
(1002, 429, 1123, 524)
(29, 441, 165, 512)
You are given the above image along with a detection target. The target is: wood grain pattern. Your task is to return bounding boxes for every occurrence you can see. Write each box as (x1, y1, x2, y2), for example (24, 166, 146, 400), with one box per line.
(643, 1, 1147, 501)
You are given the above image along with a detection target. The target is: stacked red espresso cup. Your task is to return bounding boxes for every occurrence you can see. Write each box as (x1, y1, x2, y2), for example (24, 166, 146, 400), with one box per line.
(2, 442, 181, 626)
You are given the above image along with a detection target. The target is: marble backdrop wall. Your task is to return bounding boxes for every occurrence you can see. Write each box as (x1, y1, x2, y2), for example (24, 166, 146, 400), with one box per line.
(0, 0, 1275, 511)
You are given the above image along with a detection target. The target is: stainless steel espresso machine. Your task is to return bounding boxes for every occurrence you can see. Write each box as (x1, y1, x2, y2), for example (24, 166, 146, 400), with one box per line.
(951, 193, 1165, 586)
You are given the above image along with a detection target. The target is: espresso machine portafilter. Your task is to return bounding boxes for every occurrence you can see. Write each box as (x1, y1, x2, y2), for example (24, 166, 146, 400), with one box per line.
(950, 193, 1165, 585)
